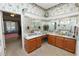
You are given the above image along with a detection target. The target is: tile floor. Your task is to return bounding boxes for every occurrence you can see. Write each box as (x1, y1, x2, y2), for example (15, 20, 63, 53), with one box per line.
(5, 39, 75, 56)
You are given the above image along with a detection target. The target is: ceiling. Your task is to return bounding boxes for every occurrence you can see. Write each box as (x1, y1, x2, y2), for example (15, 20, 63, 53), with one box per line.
(35, 3, 59, 9)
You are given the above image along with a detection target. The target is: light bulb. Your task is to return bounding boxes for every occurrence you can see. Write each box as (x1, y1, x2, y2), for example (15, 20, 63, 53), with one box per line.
(10, 14, 15, 17)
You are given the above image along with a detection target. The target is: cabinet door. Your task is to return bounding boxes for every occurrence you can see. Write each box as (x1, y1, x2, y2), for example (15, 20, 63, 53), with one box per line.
(35, 37, 41, 48)
(25, 39, 36, 53)
(48, 35, 52, 44)
(56, 36, 64, 48)
(48, 35, 56, 45)
(25, 37, 42, 53)
(63, 39, 67, 50)
(65, 38, 76, 53)
(51, 35, 56, 45)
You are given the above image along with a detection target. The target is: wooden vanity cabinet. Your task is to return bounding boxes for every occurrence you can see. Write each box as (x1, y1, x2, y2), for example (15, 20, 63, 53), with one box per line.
(24, 39, 36, 53)
(25, 34, 76, 54)
(63, 38, 76, 53)
(48, 35, 76, 53)
(35, 37, 42, 48)
(24, 37, 42, 53)
(48, 35, 56, 46)
(55, 36, 64, 48)
(48, 35, 52, 45)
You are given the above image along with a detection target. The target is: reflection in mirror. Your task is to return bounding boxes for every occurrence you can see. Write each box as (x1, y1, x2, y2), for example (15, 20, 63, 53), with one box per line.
(27, 26, 29, 30)
(38, 26, 41, 29)
(54, 22, 57, 30)
(43, 25, 49, 31)
(48, 22, 57, 32)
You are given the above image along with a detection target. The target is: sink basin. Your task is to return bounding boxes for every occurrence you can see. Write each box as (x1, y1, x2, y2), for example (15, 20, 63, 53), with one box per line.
(27, 32, 42, 36)
(28, 33, 37, 36)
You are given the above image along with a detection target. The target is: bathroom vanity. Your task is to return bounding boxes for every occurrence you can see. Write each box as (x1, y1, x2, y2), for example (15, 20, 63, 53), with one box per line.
(24, 32, 76, 53)
(24, 37, 42, 53)
(24, 33, 43, 53)
(48, 34, 76, 53)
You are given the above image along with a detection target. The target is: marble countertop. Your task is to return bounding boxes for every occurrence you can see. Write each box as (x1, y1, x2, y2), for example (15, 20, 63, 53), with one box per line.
(24, 32, 76, 40)
(24, 34, 44, 40)
(47, 32, 76, 39)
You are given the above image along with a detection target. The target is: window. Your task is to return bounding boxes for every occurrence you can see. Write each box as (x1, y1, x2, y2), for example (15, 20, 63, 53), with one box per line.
(4, 21, 18, 34)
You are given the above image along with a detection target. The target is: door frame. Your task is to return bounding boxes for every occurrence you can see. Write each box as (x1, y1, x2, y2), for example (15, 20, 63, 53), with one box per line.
(0, 11, 5, 56)
(0, 11, 23, 56)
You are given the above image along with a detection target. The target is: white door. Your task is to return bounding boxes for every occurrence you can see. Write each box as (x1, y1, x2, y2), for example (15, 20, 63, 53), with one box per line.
(0, 11, 5, 56)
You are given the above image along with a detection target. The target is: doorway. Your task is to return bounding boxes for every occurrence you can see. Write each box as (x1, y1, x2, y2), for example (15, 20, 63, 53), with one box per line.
(3, 12, 22, 55)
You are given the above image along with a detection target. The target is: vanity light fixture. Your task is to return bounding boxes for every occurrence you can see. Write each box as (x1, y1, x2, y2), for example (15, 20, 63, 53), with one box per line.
(10, 13, 15, 17)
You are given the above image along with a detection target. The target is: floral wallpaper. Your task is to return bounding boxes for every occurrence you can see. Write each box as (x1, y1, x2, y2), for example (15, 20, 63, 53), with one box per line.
(0, 3, 45, 16)
(47, 3, 79, 25)
(0, 3, 78, 17)
(48, 3, 79, 17)
(0, 3, 45, 55)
